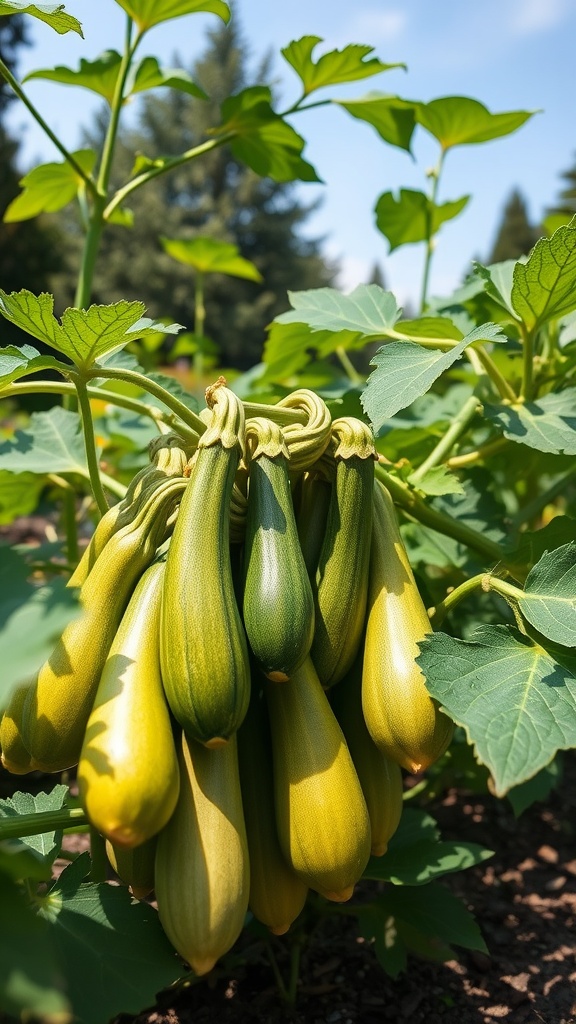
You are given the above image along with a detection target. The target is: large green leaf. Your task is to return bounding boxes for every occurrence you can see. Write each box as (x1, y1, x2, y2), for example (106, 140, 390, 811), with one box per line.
(0, 873, 71, 1021)
(0, 407, 87, 475)
(114, 0, 229, 31)
(0, 290, 181, 368)
(473, 259, 520, 317)
(0, 470, 44, 523)
(0, 1, 82, 34)
(160, 236, 262, 280)
(37, 855, 183, 1024)
(363, 808, 492, 886)
(0, 786, 68, 867)
(416, 96, 533, 150)
(362, 323, 505, 428)
(214, 86, 319, 183)
(24, 51, 123, 104)
(261, 321, 344, 383)
(0, 547, 79, 708)
(334, 93, 416, 152)
(355, 882, 487, 979)
(485, 390, 576, 455)
(511, 221, 576, 330)
(281, 36, 401, 96)
(275, 284, 401, 337)
(505, 517, 576, 576)
(375, 188, 469, 250)
(0, 343, 70, 388)
(517, 543, 576, 645)
(418, 624, 576, 795)
(3, 151, 96, 222)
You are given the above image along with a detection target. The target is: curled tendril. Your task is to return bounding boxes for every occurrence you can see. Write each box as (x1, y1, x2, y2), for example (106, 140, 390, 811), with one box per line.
(275, 389, 332, 472)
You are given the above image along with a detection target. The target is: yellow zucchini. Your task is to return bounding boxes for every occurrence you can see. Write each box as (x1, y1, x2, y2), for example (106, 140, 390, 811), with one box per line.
(106, 837, 157, 900)
(362, 482, 454, 773)
(330, 653, 403, 856)
(161, 382, 250, 746)
(266, 656, 370, 902)
(22, 477, 185, 773)
(155, 731, 249, 976)
(238, 684, 308, 934)
(78, 561, 179, 848)
(0, 682, 39, 775)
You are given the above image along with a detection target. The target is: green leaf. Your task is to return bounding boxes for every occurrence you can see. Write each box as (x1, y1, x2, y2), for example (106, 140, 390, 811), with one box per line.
(281, 36, 402, 96)
(114, 0, 229, 31)
(38, 855, 183, 1024)
(0, 1, 82, 35)
(129, 56, 206, 99)
(0, 470, 44, 523)
(0, 343, 69, 388)
(334, 93, 416, 152)
(214, 86, 319, 183)
(418, 624, 576, 794)
(393, 316, 463, 341)
(507, 757, 562, 817)
(416, 96, 534, 150)
(362, 323, 505, 429)
(355, 883, 487, 979)
(408, 464, 465, 497)
(0, 290, 182, 368)
(0, 546, 79, 707)
(24, 50, 123, 104)
(516, 542, 576, 646)
(0, 840, 53, 882)
(275, 284, 401, 338)
(375, 188, 469, 251)
(160, 236, 262, 281)
(473, 259, 520, 317)
(511, 221, 576, 330)
(485, 390, 576, 455)
(0, 786, 68, 867)
(505, 517, 576, 575)
(0, 873, 71, 1021)
(363, 808, 492, 886)
(3, 150, 95, 222)
(0, 407, 88, 475)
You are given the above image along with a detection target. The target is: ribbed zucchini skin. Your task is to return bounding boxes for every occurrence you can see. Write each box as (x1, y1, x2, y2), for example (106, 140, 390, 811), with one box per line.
(266, 656, 370, 902)
(78, 561, 179, 848)
(161, 444, 250, 745)
(311, 454, 374, 687)
(238, 686, 308, 934)
(243, 454, 314, 681)
(295, 472, 332, 583)
(362, 482, 454, 773)
(155, 732, 249, 977)
(330, 654, 403, 856)
(106, 837, 157, 900)
(0, 683, 38, 775)
(22, 482, 182, 773)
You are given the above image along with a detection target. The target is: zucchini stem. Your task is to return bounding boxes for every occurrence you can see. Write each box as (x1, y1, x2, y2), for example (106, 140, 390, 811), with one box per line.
(410, 395, 481, 484)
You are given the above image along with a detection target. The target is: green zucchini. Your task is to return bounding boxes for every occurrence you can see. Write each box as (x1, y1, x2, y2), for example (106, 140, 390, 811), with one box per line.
(295, 468, 332, 583)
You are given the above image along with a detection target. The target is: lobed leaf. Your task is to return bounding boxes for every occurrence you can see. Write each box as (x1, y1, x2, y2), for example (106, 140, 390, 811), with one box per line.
(375, 188, 469, 251)
(24, 51, 124, 104)
(160, 236, 262, 280)
(408, 464, 465, 497)
(511, 220, 576, 330)
(0, 343, 67, 389)
(485, 389, 576, 456)
(335, 93, 416, 151)
(416, 96, 534, 150)
(114, 0, 229, 31)
(128, 56, 206, 99)
(0, 0, 82, 35)
(281, 36, 402, 96)
(517, 542, 576, 646)
(0, 407, 88, 475)
(0, 786, 69, 866)
(276, 283, 401, 337)
(419, 624, 576, 795)
(3, 151, 96, 223)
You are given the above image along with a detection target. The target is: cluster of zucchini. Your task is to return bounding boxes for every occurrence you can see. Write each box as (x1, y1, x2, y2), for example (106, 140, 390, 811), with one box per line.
(0, 379, 453, 976)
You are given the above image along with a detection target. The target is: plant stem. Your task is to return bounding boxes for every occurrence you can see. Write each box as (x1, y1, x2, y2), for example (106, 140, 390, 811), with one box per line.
(521, 324, 536, 401)
(420, 148, 445, 313)
(512, 463, 576, 526)
(0, 807, 88, 841)
(287, 940, 302, 1006)
(194, 270, 205, 387)
(487, 575, 525, 604)
(446, 437, 509, 468)
(72, 377, 109, 516)
(473, 346, 518, 403)
(410, 395, 481, 484)
(85, 366, 207, 434)
(0, 59, 96, 191)
(242, 402, 308, 425)
(427, 573, 487, 626)
(265, 940, 288, 1001)
(79, 468, 126, 500)
(89, 827, 109, 883)
(74, 202, 106, 309)
(62, 491, 79, 565)
(375, 463, 506, 564)
(97, 16, 137, 197)
(336, 345, 363, 386)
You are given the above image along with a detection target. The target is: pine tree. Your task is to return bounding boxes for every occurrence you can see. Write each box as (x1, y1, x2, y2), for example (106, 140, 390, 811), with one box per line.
(546, 153, 576, 218)
(53, 17, 336, 369)
(486, 188, 540, 264)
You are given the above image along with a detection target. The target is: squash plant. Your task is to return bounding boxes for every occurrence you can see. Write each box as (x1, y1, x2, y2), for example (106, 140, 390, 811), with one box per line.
(1, 2, 576, 1021)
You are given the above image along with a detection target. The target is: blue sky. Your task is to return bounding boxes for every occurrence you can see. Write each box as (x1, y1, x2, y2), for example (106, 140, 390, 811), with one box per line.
(5, 0, 576, 310)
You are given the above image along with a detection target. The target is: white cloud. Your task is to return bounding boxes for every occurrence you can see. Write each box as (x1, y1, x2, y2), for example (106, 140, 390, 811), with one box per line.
(509, 0, 570, 34)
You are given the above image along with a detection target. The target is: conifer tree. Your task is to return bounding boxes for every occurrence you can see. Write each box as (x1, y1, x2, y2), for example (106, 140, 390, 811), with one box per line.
(486, 188, 540, 263)
(546, 153, 576, 218)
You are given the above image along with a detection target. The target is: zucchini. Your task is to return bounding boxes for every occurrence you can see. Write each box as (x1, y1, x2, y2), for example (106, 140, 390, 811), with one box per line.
(266, 656, 370, 902)
(310, 418, 375, 688)
(22, 477, 185, 774)
(106, 837, 157, 900)
(0, 682, 39, 775)
(238, 682, 308, 934)
(78, 560, 180, 848)
(295, 468, 332, 583)
(330, 652, 403, 856)
(243, 418, 314, 681)
(362, 482, 454, 773)
(155, 731, 249, 976)
(161, 382, 250, 746)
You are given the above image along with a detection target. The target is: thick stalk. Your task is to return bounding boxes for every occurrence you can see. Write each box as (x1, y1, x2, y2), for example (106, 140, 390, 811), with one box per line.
(521, 324, 536, 401)
(194, 270, 205, 386)
(72, 377, 109, 516)
(85, 366, 207, 434)
(446, 437, 509, 469)
(242, 402, 307, 425)
(97, 16, 138, 196)
(419, 148, 446, 313)
(375, 462, 506, 564)
(74, 202, 106, 309)
(0, 59, 96, 191)
(427, 573, 487, 627)
(474, 346, 518, 403)
(0, 807, 88, 841)
(78, 467, 127, 500)
(410, 395, 481, 484)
